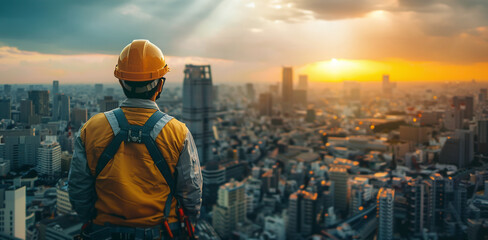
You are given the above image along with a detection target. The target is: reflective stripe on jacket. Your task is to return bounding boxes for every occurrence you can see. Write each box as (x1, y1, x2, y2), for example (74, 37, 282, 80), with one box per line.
(68, 98, 202, 227)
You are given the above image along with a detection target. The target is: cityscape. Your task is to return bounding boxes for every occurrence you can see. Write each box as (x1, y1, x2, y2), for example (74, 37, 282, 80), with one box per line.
(2, 0, 488, 239)
(1, 69, 488, 239)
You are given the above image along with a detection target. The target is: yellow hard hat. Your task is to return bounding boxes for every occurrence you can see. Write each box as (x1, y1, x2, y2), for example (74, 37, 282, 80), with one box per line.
(114, 39, 169, 82)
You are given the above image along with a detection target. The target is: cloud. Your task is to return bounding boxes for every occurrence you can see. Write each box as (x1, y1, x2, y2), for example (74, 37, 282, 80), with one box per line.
(0, 0, 488, 69)
(0, 46, 279, 84)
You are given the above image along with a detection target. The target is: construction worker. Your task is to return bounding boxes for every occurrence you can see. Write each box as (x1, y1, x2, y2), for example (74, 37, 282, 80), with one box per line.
(68, 39, 202, 240)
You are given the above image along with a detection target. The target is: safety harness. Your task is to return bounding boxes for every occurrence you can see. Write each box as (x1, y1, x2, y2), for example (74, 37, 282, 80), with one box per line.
(88, 108, 195, 239)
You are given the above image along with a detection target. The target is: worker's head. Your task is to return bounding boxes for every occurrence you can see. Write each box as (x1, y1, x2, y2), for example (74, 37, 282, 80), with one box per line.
(114, 39, 169, 101)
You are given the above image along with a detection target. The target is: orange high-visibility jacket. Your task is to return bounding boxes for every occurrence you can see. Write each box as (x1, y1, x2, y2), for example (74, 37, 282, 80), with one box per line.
(68, 98, 202, 227)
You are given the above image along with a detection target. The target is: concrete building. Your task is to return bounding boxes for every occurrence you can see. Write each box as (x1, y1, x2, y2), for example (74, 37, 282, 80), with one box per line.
(2, 133, 40, 169)
(212, 179, 246, 239)
(56, 179, 73, 215)
(287, 189, 319, 239)
(0, 186, 26, 239)
(244, 177, 261, 214)
(182, 64, 214, 165)
(377, 188, 395, 240)
(329, 167, 349, 214)
(349, 178, 373, 217)
(37, 137, 61, 179)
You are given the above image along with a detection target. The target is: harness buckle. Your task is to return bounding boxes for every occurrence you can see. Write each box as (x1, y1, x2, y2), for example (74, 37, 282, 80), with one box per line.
(127, 129, 143, 143)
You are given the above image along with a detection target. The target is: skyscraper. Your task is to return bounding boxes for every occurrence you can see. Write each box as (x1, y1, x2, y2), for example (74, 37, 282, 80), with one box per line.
(28, 90, 50, 116)
(282, 67, 293, 111)
(377, 188, 395, 240)
(407, 178, 428, 235)
(329, 167, 349, 214)
(212, 179, 246, 238)
(52, 80, 59, 96)
(0, 186, 26, 239)
(182, 64, 214, 165)
(37, 137, 61, 179)
(52, 94, 70, 121)
(0, 98, 11, 120)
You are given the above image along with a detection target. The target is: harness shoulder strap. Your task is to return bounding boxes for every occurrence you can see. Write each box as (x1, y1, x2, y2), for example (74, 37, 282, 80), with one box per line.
(141, 111, 176, 219)
(96, 108, 128, 177)
(141, 112, 175, 191)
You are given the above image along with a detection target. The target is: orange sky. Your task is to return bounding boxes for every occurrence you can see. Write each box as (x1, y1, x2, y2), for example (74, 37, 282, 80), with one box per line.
(297, 59, 488, 82)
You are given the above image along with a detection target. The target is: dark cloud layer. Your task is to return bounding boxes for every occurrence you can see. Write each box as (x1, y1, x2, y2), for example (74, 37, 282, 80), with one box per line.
(0, 0, 487, 64)
(0, 0, 221, 55)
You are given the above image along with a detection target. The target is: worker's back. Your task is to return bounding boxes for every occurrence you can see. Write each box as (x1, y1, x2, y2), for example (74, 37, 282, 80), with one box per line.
(81, 106, 187, 227)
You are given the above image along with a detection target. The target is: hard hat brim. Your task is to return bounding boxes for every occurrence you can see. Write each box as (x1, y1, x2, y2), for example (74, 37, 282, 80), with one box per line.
(114, 64, 169, 82)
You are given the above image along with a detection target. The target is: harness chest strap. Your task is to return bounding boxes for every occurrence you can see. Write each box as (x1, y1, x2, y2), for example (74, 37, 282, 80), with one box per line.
(97, 108, 176, 220)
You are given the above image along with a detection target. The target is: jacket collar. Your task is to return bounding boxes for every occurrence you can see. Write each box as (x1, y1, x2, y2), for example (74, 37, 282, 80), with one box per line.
(120, 98, 160, 110)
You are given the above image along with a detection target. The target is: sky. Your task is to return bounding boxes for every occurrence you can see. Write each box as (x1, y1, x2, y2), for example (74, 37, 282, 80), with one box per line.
(1, 0, 488, 84)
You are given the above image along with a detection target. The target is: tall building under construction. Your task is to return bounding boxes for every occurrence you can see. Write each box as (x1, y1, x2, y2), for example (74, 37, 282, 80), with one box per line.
(182, 64, 214, 165)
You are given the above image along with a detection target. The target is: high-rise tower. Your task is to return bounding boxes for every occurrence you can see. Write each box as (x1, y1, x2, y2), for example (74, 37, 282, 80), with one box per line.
(182, 64, 214, 165)
(329, 167, 349, 214)
(282, 67, 293, 112)
(377, 188, 395, 240)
